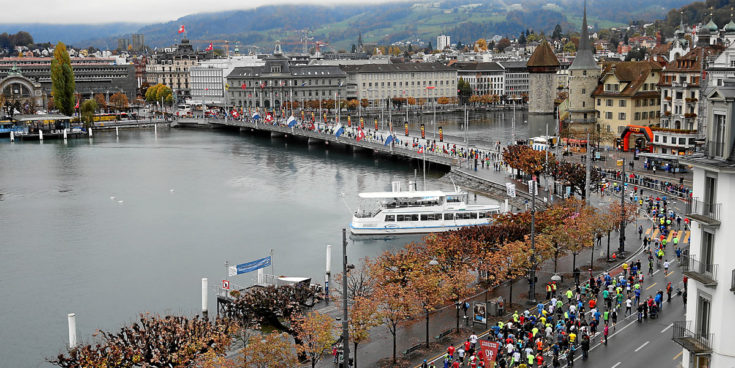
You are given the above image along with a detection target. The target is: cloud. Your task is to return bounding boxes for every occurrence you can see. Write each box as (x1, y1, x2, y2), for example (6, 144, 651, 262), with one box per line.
(0, 0, 402, 24)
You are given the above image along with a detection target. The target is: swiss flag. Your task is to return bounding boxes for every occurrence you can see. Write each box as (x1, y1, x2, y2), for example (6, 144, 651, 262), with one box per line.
(241, 82, 247, 89)
(231, 109, 239, 118)
(356, 128, 365, 142)
(418, 146, 424, 154)
(178, 25, 185, 34)
(205, 43, 213, 51)
(265, 112, 274, 123)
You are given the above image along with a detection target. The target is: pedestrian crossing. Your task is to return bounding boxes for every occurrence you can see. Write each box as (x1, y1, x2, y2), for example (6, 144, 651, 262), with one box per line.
(643, 227, 689, 244)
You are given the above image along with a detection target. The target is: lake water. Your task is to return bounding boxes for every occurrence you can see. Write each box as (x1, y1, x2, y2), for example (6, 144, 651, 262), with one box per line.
(0, 110, 540, 367)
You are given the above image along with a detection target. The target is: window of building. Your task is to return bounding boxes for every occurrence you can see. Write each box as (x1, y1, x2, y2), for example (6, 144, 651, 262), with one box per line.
(582, 88, 586, 94)
(606, 99, 613, 107)
(619, 100, 626, 107)
(618, 112, 626, 120)
(654, 135, 659, 142)
(597, 99, 601, 106)
(662, 136, 667, 143)
(634, 112, 640, 120)
(605, 112, 612, 119)
(642, 112, 648, 119)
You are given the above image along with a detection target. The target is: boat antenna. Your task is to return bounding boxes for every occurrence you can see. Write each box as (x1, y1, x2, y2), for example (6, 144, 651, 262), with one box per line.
(339, 192, 353, 214)
(449, 176, 460, 193)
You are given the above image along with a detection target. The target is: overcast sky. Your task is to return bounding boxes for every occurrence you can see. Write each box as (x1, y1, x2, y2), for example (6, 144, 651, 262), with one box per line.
(1, 0, 398, 24)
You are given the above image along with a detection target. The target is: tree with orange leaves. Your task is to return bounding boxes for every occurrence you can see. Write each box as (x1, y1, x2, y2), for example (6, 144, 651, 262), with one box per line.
(373, 282, 421, 364)
(503, 144, 556, 179)
(240, 331, 298, 368)
(348, 297, 381, 368)
(293, 311, 337, 368)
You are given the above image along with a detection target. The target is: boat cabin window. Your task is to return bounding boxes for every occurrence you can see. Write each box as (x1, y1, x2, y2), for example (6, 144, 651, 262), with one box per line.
(420, 213, 442, 221)
(455, 212, 478, 220)
(446, 195, 463, 203)
(444, 213, 454, 220)
(479, 211, 495, 219)
(396, 214, 419, 221)
(385, 215, 395, 221)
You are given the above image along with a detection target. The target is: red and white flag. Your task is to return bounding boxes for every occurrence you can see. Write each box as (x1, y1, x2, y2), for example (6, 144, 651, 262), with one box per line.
(205, 43, 213, 51)
(265, 112, 274, 123)
(241, 82, 247, 89)
(231, 109, 239, 118)
(74, 98, 79, 109)
(178, 25, 185, 34)
(356, 127, 366, 142)
(418, 146, 424, 154)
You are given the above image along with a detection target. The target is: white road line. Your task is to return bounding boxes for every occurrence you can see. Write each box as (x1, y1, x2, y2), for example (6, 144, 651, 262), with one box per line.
(612, 362, 622, 368)
(652, 270, 660, 275)
(661, 323, 673, 333)
(575, 317, 639, 361)
(634, 340, 650, 352)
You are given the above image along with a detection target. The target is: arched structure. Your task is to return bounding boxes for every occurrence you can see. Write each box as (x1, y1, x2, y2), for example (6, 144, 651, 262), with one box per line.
(0, 71, 44, 109)
(619, 125, 654, 152)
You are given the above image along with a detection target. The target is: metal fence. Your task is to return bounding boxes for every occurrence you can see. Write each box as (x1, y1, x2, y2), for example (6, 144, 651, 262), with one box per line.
(672, 320, 713, 354)
(687, 197, 721, 221)
(682, 255, 718, 284)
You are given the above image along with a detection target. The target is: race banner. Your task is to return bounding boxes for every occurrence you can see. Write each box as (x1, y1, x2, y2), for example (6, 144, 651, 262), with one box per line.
(228, 256, 271, 276)
(479, 340, 499, 365)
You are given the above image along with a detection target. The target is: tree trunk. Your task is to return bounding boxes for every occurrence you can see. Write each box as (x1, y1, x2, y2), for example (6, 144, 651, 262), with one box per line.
(425, 308, 430, 348)
(392, 327, 397, 364)
(509, 279, 513, 307)
(554, 247, 559, 273)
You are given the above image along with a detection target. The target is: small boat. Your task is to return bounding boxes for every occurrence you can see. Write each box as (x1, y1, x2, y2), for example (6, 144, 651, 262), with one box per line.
(350, 182, 500, 235)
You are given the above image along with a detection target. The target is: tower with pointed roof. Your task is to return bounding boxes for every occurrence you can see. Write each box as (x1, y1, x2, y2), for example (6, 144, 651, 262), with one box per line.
(527, 39, 560, 114)
(567, 0, 599, 128)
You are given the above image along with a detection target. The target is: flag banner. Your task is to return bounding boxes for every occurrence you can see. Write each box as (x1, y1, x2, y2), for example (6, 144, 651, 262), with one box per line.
(252, 111, 261, 120)
(323, 112, 327, 123)
(418, 146, 424, 154)
(311, 112, 315, 122)
(228, 256, 271, 276)
(241, 83, 246, 89)
(360, 117, 364, 130)
(404, 122, 409, 136)
(287, 115, 298, 128)
(347, 116, 351, 127)
(356, 127, 365, 142)
(334, 124, 345, 137)
(479, 340, 499, 365)
(439, 126, 443, 142)
(178, 25, 185, 34)
(384, 135, 394, 146)
(421, 124, 425, 139)
(374, 118, 378, 131)
(205, 43, 213, 51)
(301, 110, 305, 121)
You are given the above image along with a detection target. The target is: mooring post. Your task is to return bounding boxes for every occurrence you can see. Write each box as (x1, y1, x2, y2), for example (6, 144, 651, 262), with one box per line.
(67, 313, 77, 348)
(201, 278, 208, 320)
(325, 244, 332, 304)
(115, 126, 119, 137)
(88, 128, 93, 138)
(39, 129, 43, 141)
(63, 128, 67, 140)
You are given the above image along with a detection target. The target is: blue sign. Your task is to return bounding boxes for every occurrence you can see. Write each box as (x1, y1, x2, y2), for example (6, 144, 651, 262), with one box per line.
(229, 256, 271, 276)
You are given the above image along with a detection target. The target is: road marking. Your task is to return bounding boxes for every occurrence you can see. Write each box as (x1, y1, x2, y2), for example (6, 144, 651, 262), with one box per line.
(646, 282, 657, 290)
(652, 270, 660, 276)
(612, 362, 622, 368)
(673, 351, 683, 360)
(634, 340, 650, 352)
(661, 323, 673, 333)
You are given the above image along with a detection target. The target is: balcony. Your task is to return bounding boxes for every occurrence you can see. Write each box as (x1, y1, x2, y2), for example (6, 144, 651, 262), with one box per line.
(672, 321, 713, 354)
(686, 198, 721, 226)
(682, 255, 718, 287)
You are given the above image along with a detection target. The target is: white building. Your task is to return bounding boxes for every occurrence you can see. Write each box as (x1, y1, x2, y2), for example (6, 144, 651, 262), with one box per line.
(190, 56, 263, 106)
(437, 35, 451, 51)
(343, 63, 457, 107)
(454, 62, 505, 97)
(675, 78, 735, 368)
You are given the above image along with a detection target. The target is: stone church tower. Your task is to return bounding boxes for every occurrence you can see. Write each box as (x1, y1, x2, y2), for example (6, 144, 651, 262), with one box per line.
(567, 0, 600, 128)
(527, 40, 560, 114)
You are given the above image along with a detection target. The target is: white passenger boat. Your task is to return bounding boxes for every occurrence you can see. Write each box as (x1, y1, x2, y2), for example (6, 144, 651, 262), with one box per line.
(350, 182, 500, 235)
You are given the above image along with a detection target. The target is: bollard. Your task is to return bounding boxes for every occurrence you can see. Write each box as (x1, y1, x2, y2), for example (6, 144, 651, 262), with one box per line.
(39, 129, 43, 141)
(67, 313, 77, 348)
(88, 128, 93, 137)
(326, 244, 332, 304)
(201, 278, 208, 320)
(257, 268, 264, 285)
(63, 129, 67, 140)
(10, 130, 14, 142)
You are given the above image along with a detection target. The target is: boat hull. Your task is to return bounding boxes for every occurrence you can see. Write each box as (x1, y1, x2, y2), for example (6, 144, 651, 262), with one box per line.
(349, 221, 490, 235)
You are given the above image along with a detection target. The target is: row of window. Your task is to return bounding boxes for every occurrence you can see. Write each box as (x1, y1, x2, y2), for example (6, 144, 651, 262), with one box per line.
(363, 80, 449, 88)
(598, 110, 660, 120)
(653, 135, 696, 146)
(364, 72, 454, 80)
(384, 212, 495, 221)
(597, 98, 660, 107)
